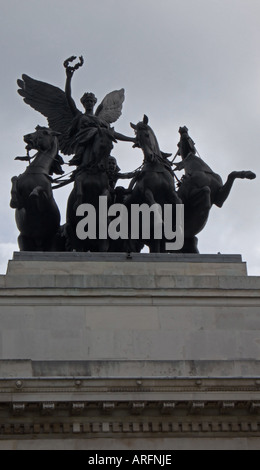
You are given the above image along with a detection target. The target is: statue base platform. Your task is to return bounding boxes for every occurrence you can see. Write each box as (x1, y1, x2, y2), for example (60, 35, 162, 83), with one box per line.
(0, 252, 260, 450)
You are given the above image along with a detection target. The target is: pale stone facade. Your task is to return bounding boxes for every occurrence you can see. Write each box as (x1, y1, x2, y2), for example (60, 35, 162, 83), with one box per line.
(0, 252, 259, 449)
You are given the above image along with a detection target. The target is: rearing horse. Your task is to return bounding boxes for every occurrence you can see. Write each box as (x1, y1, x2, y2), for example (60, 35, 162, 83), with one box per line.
(125, 115, 182, 252)
(10, 126, 62, 251)
(175, 126, 256, 252)
(66, 126, 117, 252)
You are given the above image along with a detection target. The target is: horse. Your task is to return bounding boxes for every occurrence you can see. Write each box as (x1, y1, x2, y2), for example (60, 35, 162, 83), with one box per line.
(124, 115, 182, 253)
(66, 126, 117, 252)
(10, 126, 63, 251)
(175, 126, 256, 252)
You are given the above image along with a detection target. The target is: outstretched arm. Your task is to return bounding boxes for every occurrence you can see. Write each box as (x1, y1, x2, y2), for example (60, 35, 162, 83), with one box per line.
(65, 68, 78, 116)
(117, 171, 139, 179)
(113, 131, 136, 143)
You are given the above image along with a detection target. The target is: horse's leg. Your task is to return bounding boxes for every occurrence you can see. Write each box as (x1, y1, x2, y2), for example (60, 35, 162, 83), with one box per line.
(120, 188, 139, 253)
(182, 236, 199, 253)
(214, 171, 256, 208)
(67, 222, 77, 251)
(17, 234, 27, 251)
(164, 186, 183, 206)
(144, 188, 162, 253)
(98, 188, 110, 252)
(176, 186, 211, 253)
(10, 177, 22, 209)
(73, 177, 84, 211)
(159, 185, 185, 252)
(18, 234, 36, 251)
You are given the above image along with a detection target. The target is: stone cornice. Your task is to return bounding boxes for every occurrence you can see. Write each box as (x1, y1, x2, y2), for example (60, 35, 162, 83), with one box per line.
(0, 286, 260, 303)
(1, 252, 259, 301)
(0, 376, 260, 438)
(1, 376, 260, 403)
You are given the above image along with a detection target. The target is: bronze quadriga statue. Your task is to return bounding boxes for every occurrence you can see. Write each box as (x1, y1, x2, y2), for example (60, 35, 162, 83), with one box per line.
(11, 56, 256, 253)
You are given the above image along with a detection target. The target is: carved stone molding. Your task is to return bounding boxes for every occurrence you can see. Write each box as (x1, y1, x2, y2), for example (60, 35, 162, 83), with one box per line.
(12, 403, 25, 415)
(0, 418, 260, 438)
(41, 403, 55, 416)
(71, 403, 85, 415)
(1, 376, 260, 439)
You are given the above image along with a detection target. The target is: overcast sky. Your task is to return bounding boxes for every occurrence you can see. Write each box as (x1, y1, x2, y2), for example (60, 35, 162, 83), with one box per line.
(0, 0, 259, 274)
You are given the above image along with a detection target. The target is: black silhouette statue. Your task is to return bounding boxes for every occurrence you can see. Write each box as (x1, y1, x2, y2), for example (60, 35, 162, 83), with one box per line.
(11, 55, 256, 253)
(174, 126, 256, 252)
(10, 126, 64, 251)
(125, 115, 182, 253)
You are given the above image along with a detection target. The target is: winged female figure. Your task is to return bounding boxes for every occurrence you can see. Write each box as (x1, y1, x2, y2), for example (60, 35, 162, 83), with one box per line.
(17, 56, 135, 167)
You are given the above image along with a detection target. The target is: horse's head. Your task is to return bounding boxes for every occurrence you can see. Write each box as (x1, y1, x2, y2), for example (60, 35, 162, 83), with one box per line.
(130, 115, 161, 163)
(23, 126, 61, 153)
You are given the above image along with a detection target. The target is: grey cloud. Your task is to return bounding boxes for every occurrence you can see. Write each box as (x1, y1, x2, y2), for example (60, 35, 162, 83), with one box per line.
(0, 0, 259, 273)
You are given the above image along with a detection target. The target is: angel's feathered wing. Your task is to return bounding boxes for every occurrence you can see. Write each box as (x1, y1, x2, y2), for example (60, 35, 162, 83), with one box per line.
(17, 74, 78, 155)
(95, 88, 125, 124)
